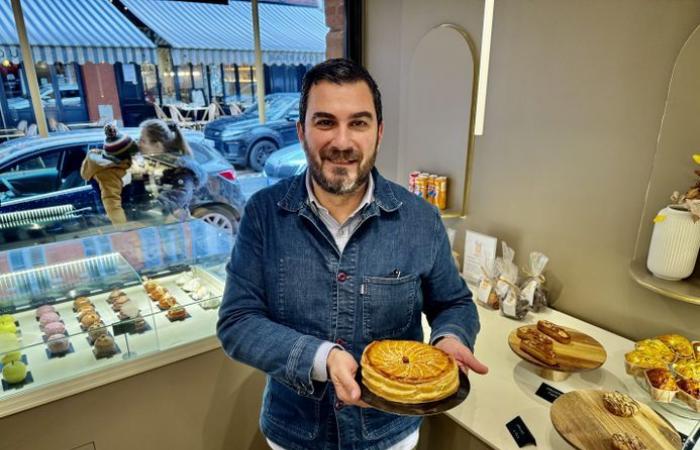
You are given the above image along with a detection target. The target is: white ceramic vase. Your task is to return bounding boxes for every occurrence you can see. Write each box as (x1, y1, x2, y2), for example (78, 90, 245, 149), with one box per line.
(647, 205, 700, 280)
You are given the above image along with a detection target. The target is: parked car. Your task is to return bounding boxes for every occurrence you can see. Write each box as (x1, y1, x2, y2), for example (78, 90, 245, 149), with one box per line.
(204, 93, 300, 171)
(263, 142, 307, 186)
(0, 129, 246, 239)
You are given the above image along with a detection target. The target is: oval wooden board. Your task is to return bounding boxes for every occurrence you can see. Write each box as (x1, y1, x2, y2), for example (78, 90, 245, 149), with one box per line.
(508, 324, 607, 372)
(551, 390, 682, 450)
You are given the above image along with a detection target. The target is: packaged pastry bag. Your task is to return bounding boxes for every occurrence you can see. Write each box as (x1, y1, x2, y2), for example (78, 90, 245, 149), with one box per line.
(476, 258, 501, 309)
(520, 251, 549, 312)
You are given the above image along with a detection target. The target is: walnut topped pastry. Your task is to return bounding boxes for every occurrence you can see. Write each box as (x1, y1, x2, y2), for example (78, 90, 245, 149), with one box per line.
(611, 432, 647, 450)
(657, 334, 694, 360)
(536, 320, 571, 344)
(361, 340, 459, 404)
(602, 391, 639, 417)
(635, 339, 675, 363)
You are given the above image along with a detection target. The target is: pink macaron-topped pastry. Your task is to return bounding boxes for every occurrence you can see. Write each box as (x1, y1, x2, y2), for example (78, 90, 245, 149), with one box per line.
(35, 304, 56, 318)
(46, 334, 71, 354)
(39, 312, 61, 330)
(43, 321, 66, 337)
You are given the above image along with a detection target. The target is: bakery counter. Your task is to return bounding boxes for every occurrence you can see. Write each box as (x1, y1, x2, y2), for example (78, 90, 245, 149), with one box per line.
(432, 306, 700, 449)
(0, 265, 226, 418)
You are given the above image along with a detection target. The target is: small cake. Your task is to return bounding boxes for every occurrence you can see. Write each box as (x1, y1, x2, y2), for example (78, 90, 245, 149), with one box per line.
(2, 359, 27, 384)
(118, 302, 140, 320)
(149, 285, 168, 302)
(657, 334, 694, 360)
(143, 279, 157, 293)
(536, 320, 571, 344)
(35, 305, 55, 318)
(80, 312, 101, 330)
(182, 278, 201, 292)
(361, 340, 459, 404)
(93, 334, 118, 358)
(0, 314, 15, 324)
(175, 271, 193, 287)
(191, 286, 210, 301)
(0, 333, 21, 364)
(0, 321, 17, 335)
(111, 295, 132, 312)
(38, 312, 61, 330)
(158, 295, 177, 310)
(602, 391, 640, 417)
(107, 289, 124, 304)
(677, 378, 700, 412)
(131, 316, 148, 333)
(42, 321, 66, 337)
(166, 305, 187, 321)
(635, 339, 675, 363)
(73, 297, 92, 310)
(87, 322, 109, 342)
(611, 432, 647, 450)
(624, 350, 667, 375)
(645, 368, 678, 403)
(46, 334, 70, 355)
(77, 306, 98, 321)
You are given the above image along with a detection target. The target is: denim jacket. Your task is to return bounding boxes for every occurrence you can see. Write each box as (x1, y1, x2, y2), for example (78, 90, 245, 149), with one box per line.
(217, 168, 480, 450)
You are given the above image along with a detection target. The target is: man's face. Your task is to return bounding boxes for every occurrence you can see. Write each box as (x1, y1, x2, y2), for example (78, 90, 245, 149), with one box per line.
(298, 80, 383, 196)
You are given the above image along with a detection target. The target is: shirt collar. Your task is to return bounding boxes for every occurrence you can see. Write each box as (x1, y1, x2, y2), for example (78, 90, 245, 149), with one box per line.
(305, 170, 375, 219)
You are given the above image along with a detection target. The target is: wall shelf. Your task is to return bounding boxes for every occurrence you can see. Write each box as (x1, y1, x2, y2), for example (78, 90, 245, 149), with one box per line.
(629, 260, 700, 306)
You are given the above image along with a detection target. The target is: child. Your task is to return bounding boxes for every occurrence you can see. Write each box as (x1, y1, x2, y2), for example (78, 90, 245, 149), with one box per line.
(80, 124, 138, 225)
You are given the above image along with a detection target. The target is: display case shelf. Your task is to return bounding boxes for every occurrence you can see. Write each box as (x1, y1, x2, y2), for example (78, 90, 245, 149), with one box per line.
(629, 260, 700, 306)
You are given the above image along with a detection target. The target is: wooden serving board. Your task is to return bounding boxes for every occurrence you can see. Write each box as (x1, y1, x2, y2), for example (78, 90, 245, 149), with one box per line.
(551, 390, 682, 450)
(508, 324, 607, 372)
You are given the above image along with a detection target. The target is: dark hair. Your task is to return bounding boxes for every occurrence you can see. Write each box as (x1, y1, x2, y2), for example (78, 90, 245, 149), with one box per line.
(139, 119, 193, 156)
(299, 58, 382, 128)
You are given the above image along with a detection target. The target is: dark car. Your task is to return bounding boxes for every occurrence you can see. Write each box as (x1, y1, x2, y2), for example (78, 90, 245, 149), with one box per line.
(263, 142, 307, 186)
(0, 129, 246, 241)
(204, 93, 300, 171)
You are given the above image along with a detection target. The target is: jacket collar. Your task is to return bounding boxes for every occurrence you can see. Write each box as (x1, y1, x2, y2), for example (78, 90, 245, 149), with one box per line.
(277, 167, 402, 213)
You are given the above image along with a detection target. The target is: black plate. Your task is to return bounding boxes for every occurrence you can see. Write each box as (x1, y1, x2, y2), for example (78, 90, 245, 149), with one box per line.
(355, 367, 470, 416)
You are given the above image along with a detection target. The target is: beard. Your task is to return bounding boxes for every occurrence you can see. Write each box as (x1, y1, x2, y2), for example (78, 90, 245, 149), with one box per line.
(303, 139, 377, 195)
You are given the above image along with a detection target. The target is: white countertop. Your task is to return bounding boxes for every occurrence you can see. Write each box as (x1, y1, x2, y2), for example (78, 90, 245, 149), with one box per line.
(428, 305, 700, 450)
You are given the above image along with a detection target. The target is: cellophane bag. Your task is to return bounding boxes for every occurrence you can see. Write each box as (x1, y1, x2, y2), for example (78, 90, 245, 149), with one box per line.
(476, 259, 500, 310)
(520, 251, 549, 312)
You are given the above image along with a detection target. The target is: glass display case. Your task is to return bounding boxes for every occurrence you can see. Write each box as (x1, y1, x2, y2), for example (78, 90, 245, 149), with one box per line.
(0, 218, 232, 408)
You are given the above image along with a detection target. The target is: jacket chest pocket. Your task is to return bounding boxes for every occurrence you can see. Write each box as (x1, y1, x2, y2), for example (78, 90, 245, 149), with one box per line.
(361, 274, 418, 341)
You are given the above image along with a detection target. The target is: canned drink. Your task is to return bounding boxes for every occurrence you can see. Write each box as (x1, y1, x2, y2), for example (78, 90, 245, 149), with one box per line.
(408, 171, 420, 194)
(416, 175, 428, 199)
(437, 176, 448, 210)
(427, 175, 437, 205)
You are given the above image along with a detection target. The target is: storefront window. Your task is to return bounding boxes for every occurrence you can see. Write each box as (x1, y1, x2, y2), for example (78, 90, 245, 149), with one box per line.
(141, 63, 158, 104)
(208, 64, 223, 102)
(176, 65, 192, 103)
(238, 65, 256, 105)
(191, 64, 206, 105)
(1, 61, 30, 127)
(54, 63, 83, 109)
(223, 64, 237, 105)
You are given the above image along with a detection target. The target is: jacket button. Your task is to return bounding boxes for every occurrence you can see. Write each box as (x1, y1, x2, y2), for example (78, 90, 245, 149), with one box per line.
(334, 400, 344, 410)
(336, 272, 347, 282)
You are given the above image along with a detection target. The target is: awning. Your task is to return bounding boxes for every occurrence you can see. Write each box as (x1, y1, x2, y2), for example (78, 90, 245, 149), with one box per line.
(0, 0, 157, 65)
(120, 0, 327, 66)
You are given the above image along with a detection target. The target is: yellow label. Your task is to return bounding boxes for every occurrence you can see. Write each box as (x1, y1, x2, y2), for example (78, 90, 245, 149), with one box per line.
(653, 214, 667, 223)
(693, 154, 700, 164)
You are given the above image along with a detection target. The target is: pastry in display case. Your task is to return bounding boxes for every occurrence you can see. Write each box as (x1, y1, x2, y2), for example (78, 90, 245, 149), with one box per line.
(0, 219, 231, 411)
(623, 333, 700, 417)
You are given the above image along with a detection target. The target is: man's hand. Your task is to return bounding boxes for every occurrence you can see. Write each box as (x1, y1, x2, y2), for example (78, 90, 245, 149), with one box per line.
(327, 348, 369, 408)
(435, 336, 489, 375)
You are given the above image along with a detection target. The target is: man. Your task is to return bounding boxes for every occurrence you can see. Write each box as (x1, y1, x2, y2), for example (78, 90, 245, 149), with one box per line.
(217, 58, 487, 450)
